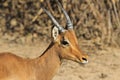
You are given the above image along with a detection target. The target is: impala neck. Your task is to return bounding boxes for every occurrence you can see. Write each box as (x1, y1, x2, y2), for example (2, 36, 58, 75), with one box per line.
(34, 42, 61, 80)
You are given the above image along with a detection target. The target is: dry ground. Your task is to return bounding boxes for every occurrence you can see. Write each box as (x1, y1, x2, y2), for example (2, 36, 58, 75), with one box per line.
(0, 39, 120, 80)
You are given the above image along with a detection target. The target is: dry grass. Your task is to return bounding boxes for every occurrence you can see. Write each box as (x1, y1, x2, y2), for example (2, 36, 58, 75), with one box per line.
(0, 0, 120, 48)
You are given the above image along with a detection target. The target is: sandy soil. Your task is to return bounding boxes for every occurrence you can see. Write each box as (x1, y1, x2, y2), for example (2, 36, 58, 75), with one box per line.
(0, 40, 120, 80)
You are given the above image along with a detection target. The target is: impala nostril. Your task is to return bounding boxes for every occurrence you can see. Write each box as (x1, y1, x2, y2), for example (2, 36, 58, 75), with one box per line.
(82, 57, 87, 61)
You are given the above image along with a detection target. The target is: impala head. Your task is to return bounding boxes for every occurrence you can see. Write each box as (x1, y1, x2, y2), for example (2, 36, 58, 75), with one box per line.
(43, 0, 88, 64)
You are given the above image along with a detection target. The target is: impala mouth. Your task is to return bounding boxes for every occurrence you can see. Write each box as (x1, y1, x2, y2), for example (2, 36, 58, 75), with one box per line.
(75, 58, 88, 64)
(81, 60, 88, 64)
(68, 55, 88, 64)
(75, 57, 88, 64)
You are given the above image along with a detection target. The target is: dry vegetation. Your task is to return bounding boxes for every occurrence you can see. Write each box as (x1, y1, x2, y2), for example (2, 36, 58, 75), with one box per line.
(0, 0, 120, 48)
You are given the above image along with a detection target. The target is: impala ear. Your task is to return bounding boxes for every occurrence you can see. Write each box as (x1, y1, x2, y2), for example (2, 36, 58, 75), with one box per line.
(52, 26, 59, 41)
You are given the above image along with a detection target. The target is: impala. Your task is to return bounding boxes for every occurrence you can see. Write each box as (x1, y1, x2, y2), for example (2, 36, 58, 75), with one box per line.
(0, 1, 88, 80)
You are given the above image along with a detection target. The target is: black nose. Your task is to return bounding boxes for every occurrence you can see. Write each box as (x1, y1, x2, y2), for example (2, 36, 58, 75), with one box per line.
(82, 57, 87, 61)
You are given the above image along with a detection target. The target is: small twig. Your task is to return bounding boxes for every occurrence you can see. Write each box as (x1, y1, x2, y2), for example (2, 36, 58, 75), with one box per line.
(107, 10, 112, 45)
(111, 0, 120, 27)
(32, 8, 43, 23)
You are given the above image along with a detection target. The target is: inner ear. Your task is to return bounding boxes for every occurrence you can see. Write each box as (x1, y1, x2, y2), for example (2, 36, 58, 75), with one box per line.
(52, 26, 59, 41)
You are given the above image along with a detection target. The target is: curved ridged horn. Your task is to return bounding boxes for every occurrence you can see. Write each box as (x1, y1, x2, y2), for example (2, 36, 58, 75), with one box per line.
(57, 0, 73, 29)
(42, 8, 65, 32)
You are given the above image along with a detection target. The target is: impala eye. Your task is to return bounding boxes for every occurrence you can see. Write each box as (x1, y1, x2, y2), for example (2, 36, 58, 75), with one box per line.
(61, 40, 69, 45)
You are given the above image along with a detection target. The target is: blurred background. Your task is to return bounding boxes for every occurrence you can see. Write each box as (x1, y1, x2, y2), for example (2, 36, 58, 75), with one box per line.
(0, 0, 120, 50)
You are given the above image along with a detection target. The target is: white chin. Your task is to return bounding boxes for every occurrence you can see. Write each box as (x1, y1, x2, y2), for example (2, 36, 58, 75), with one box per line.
(82, 60, 88, 64)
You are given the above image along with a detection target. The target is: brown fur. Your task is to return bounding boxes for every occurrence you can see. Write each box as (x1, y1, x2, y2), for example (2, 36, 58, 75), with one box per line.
(0, 29, 88, 80)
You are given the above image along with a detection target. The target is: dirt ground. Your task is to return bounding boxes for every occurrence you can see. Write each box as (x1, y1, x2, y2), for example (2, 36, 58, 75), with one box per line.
(0, 39, 120, 80)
